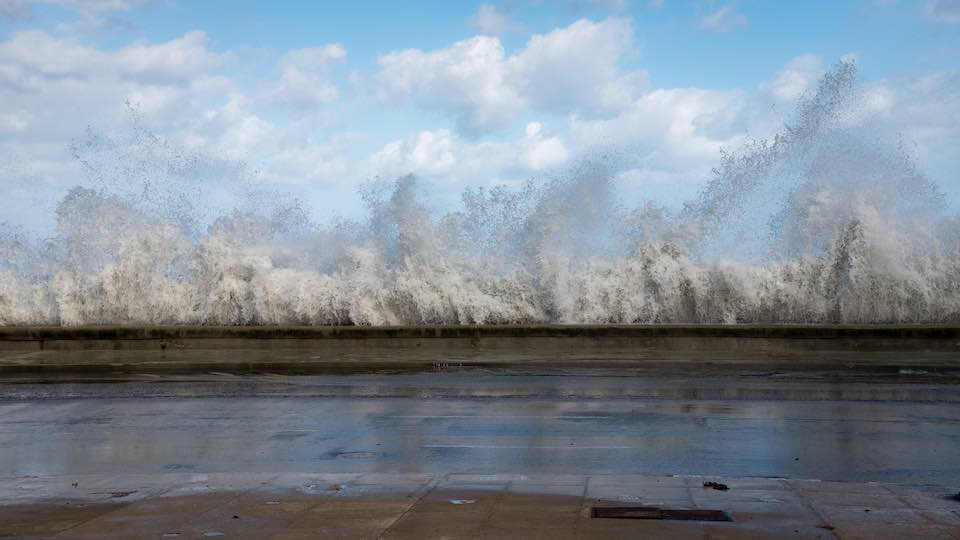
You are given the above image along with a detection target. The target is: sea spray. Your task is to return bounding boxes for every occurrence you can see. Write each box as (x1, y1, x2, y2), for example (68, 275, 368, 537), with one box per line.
(1, 60, 959, 325)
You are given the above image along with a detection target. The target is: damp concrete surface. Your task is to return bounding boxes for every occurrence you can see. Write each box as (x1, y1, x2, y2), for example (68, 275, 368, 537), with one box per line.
(2, 364, 960, 538)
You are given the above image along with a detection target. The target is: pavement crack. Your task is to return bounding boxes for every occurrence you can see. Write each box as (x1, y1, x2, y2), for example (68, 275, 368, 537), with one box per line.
(377, 474, 441, 539)
(788, 481, 841, 540)
(573, 476, 591, 539)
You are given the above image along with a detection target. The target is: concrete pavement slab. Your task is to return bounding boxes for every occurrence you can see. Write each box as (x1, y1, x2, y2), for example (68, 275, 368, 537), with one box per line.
(2, 473, 960, 538)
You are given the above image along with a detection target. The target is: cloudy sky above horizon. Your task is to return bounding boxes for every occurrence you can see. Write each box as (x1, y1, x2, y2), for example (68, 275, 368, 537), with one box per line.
(1, 0, 958, 231)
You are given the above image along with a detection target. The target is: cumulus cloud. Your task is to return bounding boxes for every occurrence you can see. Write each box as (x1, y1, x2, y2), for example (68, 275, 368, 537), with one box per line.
(0, 27, 239, 229)
(0, 29, 225, 86)
(567, 57, 960, 197)
(364, 76, 751, 197)
(117, 32, 226, 83)
(365, 51, 867, 193)
(569, 87, 747, 171)
(698, 4, 747, 32)
(200, 94, 273, 159)
(0, 22, 361, 214)
(519, 122, 569, 170)
(376, 18, 645, 134)
(370, 129, 459, 176)
(3, 6, 958, 234)
(512, 18, 646, 114)
(376, 36, 523, 134)
(0, 29, 233, 155)
(268, 44, 346, 109)
(767, 54, 824, 102)
(367, 120, 571, 182)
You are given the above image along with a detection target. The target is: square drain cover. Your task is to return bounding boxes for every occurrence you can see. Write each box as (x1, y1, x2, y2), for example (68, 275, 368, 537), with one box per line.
(591, 506, 732, 522)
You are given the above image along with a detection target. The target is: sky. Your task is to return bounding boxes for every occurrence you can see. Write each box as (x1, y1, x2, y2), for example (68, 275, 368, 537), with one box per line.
(0, 0, 958, 232)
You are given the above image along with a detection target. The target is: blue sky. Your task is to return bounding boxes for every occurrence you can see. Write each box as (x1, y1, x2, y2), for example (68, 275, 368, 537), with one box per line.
(1, 0, 958, 231)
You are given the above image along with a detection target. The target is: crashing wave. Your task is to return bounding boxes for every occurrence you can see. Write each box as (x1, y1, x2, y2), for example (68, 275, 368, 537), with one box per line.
(1, 60, 958, 326)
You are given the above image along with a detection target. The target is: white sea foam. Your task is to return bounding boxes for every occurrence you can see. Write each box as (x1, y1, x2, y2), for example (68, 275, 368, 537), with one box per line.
(2, 61, 959, 325)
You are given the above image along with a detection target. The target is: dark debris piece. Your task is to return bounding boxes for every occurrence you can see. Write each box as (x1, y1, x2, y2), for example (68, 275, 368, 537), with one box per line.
(591, 506, 732, 522)
(703, 481, 729, 491)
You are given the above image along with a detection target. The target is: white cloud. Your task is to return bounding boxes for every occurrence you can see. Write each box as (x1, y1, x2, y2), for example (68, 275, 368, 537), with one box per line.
(767, 54, 823, 102)
(3, 10, 958, 235)
(0, 24, 365, 217)
(923, 0, 960, 22)
(512, 18, 646, 114)
(0, 30, 238, 179)
(874, 70, 959, 165)
(519, 121, 569, 170)
(569, 87, 747, 173)
(268, 44, 346, 109)
(116, 31, 225, 83)
(367, 120, 571, 181)
(0, 0, 149, 24)
(340, 54, 859, 197)
(0, 30, 108, 83)
(202, 94, 273, 159)
(469, 4, 523, 35)
(0, 28, 242, 229)
(569, 0, 629, 12)
(369, 129, 458, 176)
(698, 5, 747, 33)
(0, 30, 233, 150)
(375, 18, 645, 134)
(376, 35, 523, 134)
(0, 29, 225, 86)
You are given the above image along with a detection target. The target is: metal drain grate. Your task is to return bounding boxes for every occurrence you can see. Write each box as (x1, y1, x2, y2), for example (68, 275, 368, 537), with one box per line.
(591, 506, 732, 522)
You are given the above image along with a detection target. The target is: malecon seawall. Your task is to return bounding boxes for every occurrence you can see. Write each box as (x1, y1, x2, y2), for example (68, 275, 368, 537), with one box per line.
(1, 325, 959, 375)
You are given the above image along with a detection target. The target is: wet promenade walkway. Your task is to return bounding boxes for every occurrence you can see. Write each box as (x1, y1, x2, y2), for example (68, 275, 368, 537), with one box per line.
(2, 472, 959, 539)
(2, 342, 959, 538)
(2, 370, 960, 484)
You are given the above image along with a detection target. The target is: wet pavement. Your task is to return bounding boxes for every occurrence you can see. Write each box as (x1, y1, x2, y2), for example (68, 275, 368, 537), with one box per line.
(2, 368, 960, 538)
(2, 472, 960, 539)
(2, 370, 960, 485)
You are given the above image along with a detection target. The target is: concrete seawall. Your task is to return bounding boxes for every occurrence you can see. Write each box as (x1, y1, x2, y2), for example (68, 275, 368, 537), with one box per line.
(1, 325, 959, 374)
(4, 323, 960, 341)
